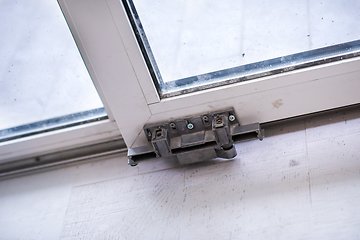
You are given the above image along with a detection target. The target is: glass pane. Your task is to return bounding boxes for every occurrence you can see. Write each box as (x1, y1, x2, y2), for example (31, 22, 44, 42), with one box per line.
(0, 0, 106, 140)
(124, 0, 360, 97)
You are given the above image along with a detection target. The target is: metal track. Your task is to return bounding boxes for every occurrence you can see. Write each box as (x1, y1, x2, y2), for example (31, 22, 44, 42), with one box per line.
(0, 138, 126, 179)
(1, 103, 359, 179)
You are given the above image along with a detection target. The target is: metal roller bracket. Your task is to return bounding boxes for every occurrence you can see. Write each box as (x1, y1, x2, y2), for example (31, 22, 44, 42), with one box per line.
(128, 108, 263, 166)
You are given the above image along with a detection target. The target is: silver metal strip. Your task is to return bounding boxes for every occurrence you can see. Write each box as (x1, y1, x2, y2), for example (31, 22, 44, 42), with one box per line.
(0, 138, 126, 179)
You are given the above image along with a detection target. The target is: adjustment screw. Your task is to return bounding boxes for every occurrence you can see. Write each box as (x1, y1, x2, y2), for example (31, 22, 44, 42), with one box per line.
(187, 123, 194, 130)
(229, 115, 236, 122)
(156, 130, 162, 137)
(170, 122, 176, 129)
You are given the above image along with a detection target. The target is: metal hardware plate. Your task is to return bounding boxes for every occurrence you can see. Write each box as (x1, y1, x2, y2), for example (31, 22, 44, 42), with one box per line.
(128, 108, 263, 166)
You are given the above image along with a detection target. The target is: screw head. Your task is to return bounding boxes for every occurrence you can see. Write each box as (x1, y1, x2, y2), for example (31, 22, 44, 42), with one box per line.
(128, 158, 138, 167)
(130, 162, 138, 167)
(202, 116, 209, 122)
(156, 130, 162, 137)
(187, 123, 194, 130)
(170, 122, 176, 129)
(229, 115, 236, 122)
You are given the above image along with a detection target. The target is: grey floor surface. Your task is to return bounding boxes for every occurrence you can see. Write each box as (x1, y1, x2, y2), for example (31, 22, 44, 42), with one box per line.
(0, 106, 359, 239)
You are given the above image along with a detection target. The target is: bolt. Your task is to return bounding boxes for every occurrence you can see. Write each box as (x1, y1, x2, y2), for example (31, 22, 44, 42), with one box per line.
(187, 123, 194, 130)
(202, 115, 209, 122)
(170, 122, 176, 129)
(229, 115, 236, 122)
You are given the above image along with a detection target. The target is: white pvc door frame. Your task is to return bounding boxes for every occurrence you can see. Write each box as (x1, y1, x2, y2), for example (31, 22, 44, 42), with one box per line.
(59, 0, 360, 151)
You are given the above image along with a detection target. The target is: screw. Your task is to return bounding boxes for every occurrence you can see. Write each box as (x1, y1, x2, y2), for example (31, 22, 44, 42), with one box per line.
(229, 115, 236, 122)
(187, 123, 194, 130)
(170, 122, 176, 129)
(128, 158, 138, 167)
(156, 130, 162, 137)
(216, 118, 222, 124)
(202, 115, 209, 122)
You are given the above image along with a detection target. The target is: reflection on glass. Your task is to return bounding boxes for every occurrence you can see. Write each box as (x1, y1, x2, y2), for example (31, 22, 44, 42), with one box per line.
(0, 108, 107, 143)
(125, 0, 360, 97)
(0, 0, 106, 139)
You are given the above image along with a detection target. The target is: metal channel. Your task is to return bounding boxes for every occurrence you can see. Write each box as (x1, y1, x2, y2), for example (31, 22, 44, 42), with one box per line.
(1, 104, 359, 179)
(0, 137, 127, 179)
(162, 41, 360, 98)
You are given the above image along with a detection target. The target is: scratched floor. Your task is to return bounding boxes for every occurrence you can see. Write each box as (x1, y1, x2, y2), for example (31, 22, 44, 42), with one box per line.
(0, 107, 360, 239)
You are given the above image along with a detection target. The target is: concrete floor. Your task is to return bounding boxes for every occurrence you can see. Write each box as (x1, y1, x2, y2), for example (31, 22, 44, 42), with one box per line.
(0, 106, 359, 239)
